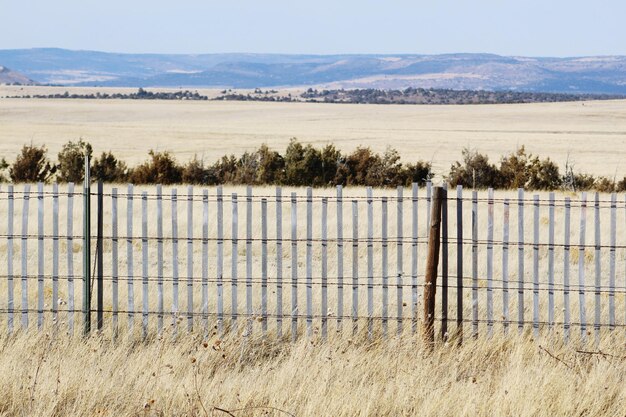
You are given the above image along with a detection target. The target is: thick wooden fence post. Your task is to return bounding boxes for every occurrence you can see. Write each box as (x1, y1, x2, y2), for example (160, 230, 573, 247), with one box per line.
(83, 153, 91, 336)
(423, 186, 444, 346)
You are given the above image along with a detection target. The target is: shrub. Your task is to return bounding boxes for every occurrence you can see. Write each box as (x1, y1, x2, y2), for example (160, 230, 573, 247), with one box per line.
(342, 147, 381, 186)
(234, 151, 259, 185)
(526, 157, 561, 190)
(211, 155, 238, 184)
(593, 177, 616, 193)
(182, 155, 217, 185)
(255, 144, 285, 185)
(9, 144, 55, 183)
(92, 151, 128, 183)
(129, 150, 182, 184)
(283, 138, 308, 186)
(616, 177, 626, 192)
(447, 148, 501, 189)
(571, 173, 596, 191)
(402, 161, 433, 186)
(56, 139, 93, 183)
(0, 158, 8, 182)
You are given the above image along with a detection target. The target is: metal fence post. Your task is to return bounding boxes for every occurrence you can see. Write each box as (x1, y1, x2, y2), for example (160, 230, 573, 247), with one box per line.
(83, 152, 91, 336)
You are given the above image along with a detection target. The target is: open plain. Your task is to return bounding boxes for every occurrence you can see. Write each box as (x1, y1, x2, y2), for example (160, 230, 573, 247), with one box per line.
(0, 87, 625, 180)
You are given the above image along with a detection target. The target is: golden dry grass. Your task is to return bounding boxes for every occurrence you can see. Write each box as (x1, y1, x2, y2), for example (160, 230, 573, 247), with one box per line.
(0, 330, 623, 417)
(0, 90, 625, 180)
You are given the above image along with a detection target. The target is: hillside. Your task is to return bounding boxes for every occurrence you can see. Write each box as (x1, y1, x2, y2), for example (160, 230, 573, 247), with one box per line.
(1, 48, 626, 93)
(0, 65, 36, 85)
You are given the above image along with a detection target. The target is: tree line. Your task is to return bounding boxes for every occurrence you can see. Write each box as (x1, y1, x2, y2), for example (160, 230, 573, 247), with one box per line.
(1, 139, 624, 192)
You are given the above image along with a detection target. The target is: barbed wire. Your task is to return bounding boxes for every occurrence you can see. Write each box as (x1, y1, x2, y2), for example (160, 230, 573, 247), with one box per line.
(1, 273, 624, 293)
(2, 233, 626, 249)
(0, 188, 624, 207)
(2, 308, 625, 329)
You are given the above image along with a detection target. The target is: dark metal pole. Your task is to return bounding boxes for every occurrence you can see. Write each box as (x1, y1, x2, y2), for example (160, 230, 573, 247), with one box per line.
(97, 181, 104, 330)
(83, 152, 91, 335)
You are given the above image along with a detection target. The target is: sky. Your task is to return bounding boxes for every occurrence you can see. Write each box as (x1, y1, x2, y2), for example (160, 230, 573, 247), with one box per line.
(0, 0, 624, 56)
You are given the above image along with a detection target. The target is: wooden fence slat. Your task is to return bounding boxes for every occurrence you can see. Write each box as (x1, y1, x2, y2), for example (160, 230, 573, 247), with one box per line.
(336, 186, 344, 330)
(563, 198, 571, 341)
(594, 192, 601, 342)
(456, 185, 463, 340)
(471, 190, 478, 338)
(533, 195, 540, 337)
(171, 188, 179, 333)
(367, 187, 374, 338)
(502, 198, 510, 333)
(127, 184, 135, 333)
(37, 182, 44, 330)
(67, 183, 75, 334)
(548, 193, 555, 329)
(578, 192, 587, 340)
(352, 200, 359, 334)
(609, 193, 616, 330)
(517, 188, 525, 333)
(441, 185, 448, 340)
(111, 188, 118, 337)
(397, 186, 403, 336)
(156, 185, 163, 335)
(276, 187, 283, 337)
(290, 192, 298, 340)
(202, 190, 209, 336)
(21, 184, 30, 330)
(216, 186, 224, 335)
(231, 193, 238, 330)
(321, 197, 328, 339)
(306, 187, 313, 337)
(381, 196, 388, 337)
(52, 184, 59, 327)
(261, 198, 268, 336)
(141, 192, 149, 340)
(412, 183, 419, 334)
(187, 186, 194, 332)
(246, 186, 252, 336)
(7, 185, 14, 333)
(487, 188, 494, 338)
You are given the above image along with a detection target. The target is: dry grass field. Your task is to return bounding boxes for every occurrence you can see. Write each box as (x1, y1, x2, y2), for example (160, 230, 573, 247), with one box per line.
(0, 88, 625, 181)
(0, 91, 625, 416)
(0, 331, 624, 417)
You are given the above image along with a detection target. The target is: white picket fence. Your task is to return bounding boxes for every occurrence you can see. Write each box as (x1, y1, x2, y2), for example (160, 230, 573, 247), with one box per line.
(0, 182, 624, 343)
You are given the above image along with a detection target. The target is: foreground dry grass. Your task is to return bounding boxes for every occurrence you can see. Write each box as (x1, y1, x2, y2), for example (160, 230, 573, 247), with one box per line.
(0, 331, 623, 417)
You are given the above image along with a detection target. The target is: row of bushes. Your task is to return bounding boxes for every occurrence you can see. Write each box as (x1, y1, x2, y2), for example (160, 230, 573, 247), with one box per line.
(1, 139, 624, 191)
(0, 139, 432, 187)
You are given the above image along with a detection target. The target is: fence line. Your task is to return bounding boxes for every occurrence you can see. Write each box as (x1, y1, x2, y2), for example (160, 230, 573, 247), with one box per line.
(0, 182, 625, 345)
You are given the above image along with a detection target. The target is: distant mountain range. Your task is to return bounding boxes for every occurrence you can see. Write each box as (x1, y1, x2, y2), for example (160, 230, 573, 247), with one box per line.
(1, 48, 626, 93)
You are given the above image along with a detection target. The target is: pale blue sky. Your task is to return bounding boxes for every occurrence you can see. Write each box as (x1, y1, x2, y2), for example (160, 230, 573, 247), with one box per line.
(1, 0, 623, 56)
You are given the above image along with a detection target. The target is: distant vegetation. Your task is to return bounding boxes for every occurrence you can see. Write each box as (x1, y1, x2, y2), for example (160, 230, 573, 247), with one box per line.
(9, 87, 624, 105)
(298, 88, 625, 105)
(10, 88, 209, 100)
(1, 140, 625, 192)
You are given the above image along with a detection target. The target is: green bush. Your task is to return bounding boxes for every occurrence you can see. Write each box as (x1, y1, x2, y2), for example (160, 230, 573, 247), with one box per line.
(92, 151, 128, 183)
(129, 150, 182, 184)
(9, 144, 55, 183)
(447, 148, 501, 188)
(56, 139, 93, 183)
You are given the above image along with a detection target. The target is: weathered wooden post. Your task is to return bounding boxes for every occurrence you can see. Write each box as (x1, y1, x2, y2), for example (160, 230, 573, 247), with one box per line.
(423, 186, 444, 346)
